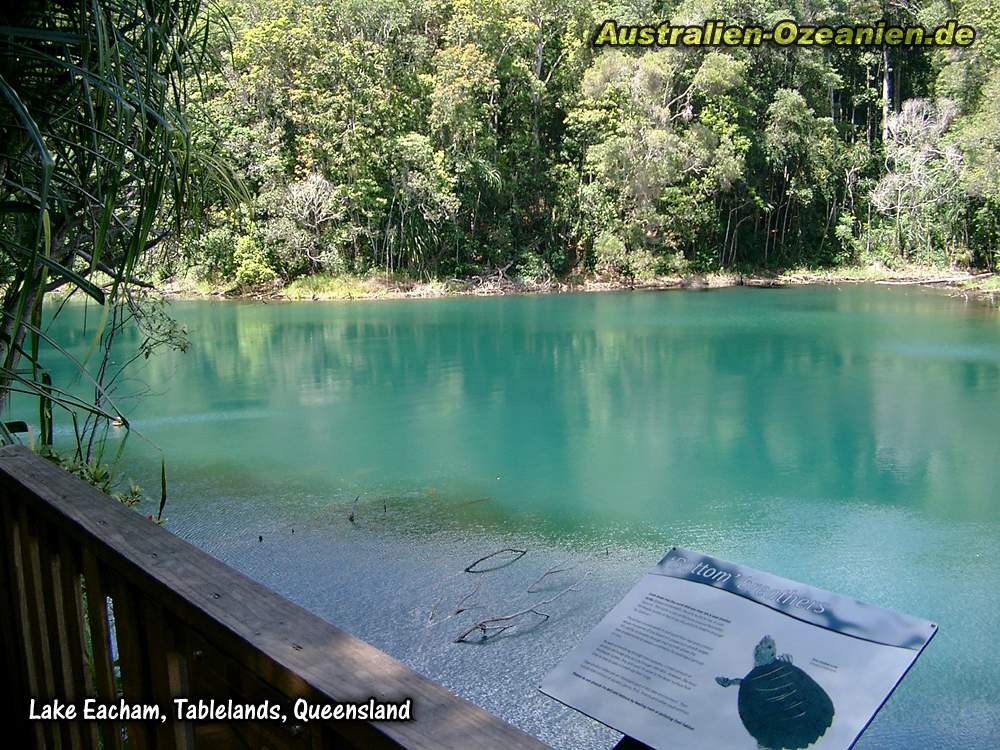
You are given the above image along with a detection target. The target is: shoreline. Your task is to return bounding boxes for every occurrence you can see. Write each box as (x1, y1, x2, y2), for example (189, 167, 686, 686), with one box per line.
(159, 266, 999, 306)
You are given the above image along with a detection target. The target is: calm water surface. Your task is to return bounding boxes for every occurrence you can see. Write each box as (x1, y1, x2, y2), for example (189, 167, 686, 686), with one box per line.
(26, 285, 1000, 749)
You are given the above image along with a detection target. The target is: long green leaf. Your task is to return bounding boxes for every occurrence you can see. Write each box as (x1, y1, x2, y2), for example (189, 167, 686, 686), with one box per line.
(0, 236, 107, 304)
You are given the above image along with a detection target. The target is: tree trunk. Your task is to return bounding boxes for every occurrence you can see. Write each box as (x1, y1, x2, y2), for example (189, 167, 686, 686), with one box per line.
(882, 47, 892, 144)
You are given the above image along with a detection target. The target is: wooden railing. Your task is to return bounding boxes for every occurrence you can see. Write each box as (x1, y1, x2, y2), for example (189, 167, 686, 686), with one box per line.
(0, 445, 551, 750)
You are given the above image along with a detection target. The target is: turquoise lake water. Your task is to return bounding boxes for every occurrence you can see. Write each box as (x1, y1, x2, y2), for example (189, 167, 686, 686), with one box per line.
(22, 285, 1000, 749)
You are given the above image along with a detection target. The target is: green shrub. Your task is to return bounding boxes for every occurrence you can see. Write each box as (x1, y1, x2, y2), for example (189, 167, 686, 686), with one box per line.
(593, 232, 628, 277)
(515, 251, 551, 282)
(191, 225, 237, 280)
(593, 232, 657, 280)
(233, 235, 277, 287)
(628, 248, 657, 280)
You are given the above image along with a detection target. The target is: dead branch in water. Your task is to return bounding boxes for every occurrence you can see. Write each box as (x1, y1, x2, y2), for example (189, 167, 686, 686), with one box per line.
(428, 579, 484, 624)
(454, 572, 591, 643)
(428, 547, 527, 625)
(876, 272, 991, 286)
(527, 563, 579, 593)
(458, 495, 491, 507)
(464, 548, 527, 573)
(454, 580, 482, 615)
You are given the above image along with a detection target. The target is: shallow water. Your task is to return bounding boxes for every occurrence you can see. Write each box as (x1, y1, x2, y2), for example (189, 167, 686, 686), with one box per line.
(22, 285, 1000, 749)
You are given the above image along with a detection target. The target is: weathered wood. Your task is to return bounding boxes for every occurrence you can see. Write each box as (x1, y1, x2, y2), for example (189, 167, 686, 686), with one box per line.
(39, 526, 85, 750)
(81, 550, 123, 750)
(16, 504, 62, 750)
(183, 627, 314, 750)
(141, 602, 188, 750)
(0, 446, 549, 750)
(109, 578, 152, 750)
(55, 532, 98, 749)
(0, 499, 44, 748)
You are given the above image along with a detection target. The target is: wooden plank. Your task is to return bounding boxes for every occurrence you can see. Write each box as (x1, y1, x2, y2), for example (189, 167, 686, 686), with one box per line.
(141, 603, 189, 750)
(108, 578, 152, 750)
(0, 498, 44, 748)
(55, 532, 99, 750)
(0, 445, 549, 750)
(81, 550, 124, 750)
(182, 627, 311, 750)
(17, 503, 62, 750)
(39, 523, 87, 750)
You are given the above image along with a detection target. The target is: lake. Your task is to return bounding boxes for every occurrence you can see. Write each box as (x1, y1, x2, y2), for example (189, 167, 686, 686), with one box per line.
(26, 285, 1000, 749)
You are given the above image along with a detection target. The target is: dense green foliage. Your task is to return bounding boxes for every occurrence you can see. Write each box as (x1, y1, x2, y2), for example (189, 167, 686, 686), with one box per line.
(173, 0, 999, 285)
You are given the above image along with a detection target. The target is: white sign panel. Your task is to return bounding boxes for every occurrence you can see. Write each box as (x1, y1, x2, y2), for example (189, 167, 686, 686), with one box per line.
(540, 548, 936, 750)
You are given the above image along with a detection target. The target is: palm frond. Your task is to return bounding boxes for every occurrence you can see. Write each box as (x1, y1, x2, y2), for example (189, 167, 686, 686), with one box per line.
(0, 0, 225, 471)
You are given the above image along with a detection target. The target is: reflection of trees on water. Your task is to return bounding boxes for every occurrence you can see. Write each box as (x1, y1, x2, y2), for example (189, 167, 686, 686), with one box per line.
(37, 289, 1000, 527)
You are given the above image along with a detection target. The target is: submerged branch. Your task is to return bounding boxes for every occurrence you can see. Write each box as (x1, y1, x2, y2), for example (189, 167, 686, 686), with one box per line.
(428, 579, 484, 624)
(463, 547, 527, 573)
(527, 563, 579, 593)
(454, 572, 591, 643)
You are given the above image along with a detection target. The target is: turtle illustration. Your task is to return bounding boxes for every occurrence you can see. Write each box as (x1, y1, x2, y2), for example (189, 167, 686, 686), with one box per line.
(715, 635, 834, 750)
